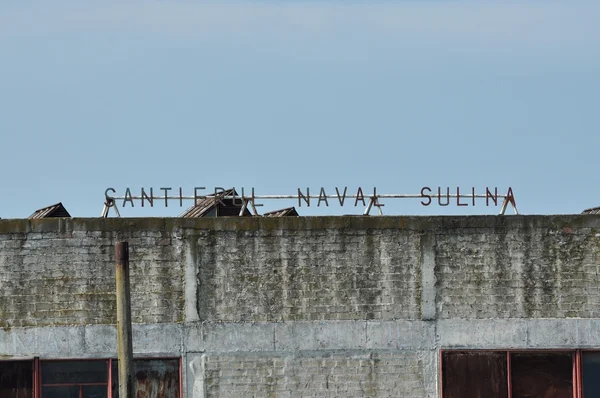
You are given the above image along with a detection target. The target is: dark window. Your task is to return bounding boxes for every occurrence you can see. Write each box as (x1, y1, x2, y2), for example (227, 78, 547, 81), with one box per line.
(112, 359, 180, 398)
(443, 351, 580, 398)
(582, 352, 600, 397)
(42, 386, 79, 398)
(42, 360, 108, 384)
(0, 358, 180, 398)
(0, 361, 33, 398)
(442, 351, 508, 398)
(511, 353, 573, 398)
(41, 360, 108, 398)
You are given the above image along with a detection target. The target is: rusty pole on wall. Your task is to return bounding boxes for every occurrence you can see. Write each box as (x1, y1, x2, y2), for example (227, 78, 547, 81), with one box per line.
(115, 241, 134, 398)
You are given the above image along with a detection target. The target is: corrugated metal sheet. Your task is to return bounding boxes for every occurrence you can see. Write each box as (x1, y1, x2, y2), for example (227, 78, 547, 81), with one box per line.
(29, 203, 71, 219)
(582, 206, 600, 215)
(263, 207, 299, 217)
(179, 189, 251, 218)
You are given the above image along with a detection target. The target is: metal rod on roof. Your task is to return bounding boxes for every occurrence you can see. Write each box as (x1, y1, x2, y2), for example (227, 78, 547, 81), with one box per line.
(107, 194, 510, 200)
(364, 198, 374, 215)
(103, 191, 518, 216)
(238, 200, 248, 216)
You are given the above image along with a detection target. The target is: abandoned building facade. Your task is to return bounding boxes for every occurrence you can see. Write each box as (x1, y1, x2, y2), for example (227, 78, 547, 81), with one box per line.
(1, 212, 600, 397)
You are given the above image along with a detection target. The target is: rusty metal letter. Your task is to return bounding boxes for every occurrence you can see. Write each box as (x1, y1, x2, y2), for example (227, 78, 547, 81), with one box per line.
(354, 187, 366, 206)
(105, 188, 116, 207)
(486, 187, 498, 206)
(456, 187, 467, 206)
(123, 188, 135, 208)
(141, 188, 154, 208)
(505, 187, 516, 207)
(335, 187, 347, 206)
(298, 188, 310, 207)
(160, 187, 171, 207)
(318, 188, 329, 207)
(232, 187, 243, 207)
(214, 187, 225, 207)
(438, 187, 450, 206)
(420, 187, 432, 206)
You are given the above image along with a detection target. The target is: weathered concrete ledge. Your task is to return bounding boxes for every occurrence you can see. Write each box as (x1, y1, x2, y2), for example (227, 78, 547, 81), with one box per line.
(1, 214, 599, 235)
(3, 319, 600, 359)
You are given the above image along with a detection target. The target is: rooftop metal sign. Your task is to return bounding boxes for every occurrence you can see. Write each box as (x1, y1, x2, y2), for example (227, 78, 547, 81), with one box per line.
(102, 186, 518, 217)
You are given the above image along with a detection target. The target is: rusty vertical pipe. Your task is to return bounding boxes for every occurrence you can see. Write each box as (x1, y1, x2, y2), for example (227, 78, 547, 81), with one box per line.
(115, 241, 134, 398)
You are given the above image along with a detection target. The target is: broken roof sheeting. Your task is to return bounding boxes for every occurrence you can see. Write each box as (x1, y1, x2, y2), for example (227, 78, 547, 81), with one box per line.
(582, 206, 600, 215)
(180, 188, 252, 218)
(263, 207, 299, 217)
(29, 203, 71, 219)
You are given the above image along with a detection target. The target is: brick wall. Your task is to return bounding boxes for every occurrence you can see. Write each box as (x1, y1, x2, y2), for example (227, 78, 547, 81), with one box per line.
(2, 215, 600, 397)
(3, 216, 599, 327)
(435, 217, 600, 319)
(0, 219, 184, 327)
(194, 227, 422, 322)
(202, 351, 425, 397)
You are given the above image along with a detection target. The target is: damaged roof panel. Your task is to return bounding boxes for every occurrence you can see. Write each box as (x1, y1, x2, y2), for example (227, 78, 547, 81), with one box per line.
(582, 206, 600, 215)
(180, 189, 252, 218)
(263, 207, 299, 217)
(29, 203, 71, 219)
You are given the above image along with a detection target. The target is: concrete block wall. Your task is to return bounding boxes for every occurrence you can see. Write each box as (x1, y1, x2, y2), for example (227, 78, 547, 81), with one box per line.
(200, 351, 425, 397)
(0, 219, 184, 327)
(435, 219, 600, 319)
(193, 227, 423, 322)
(1, 215, 599, 397)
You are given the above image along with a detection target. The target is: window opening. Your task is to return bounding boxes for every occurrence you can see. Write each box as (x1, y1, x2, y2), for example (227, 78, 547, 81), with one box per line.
(442, 351, 508, 398)
(40, 360, 108, 398)
(511, 353, 573, 398)
(442, 351, 581, 398)
(111, 358, 180, 398)
(0, 360, 34, 398)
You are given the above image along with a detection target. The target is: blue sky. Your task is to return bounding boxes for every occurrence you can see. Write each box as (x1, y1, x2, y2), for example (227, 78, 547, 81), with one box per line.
(1, 1, 599, 218)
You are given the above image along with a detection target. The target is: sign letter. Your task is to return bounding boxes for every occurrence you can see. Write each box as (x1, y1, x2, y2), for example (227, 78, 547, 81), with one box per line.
(438, 187, 450, 206)
(354, 187, 366, 206)
(420, 187, 432, 206)
(123, 188, 134, 208)
(298, 188, 310, 207)
(505, 187, 516, 207)
(335, 187, 348, 206)
(318, 187, 329, 207)
(141, 188, 154, 207)
(486, 187, 498, 206)
(160, 187, 172, 207)
(456, 187, 467, 206)
(105, 188, 116, 206)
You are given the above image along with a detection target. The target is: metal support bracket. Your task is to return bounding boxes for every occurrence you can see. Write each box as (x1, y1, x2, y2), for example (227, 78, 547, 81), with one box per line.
(101, 198, 121, 218)
(364, 196, 385, 216)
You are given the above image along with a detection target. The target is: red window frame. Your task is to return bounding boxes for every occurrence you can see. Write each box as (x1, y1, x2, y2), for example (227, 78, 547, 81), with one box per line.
(440, 349, 584, 398)
(26, 357, 183, 398)
(110, 356, 183, 398)
(38, 358, 110, 398)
